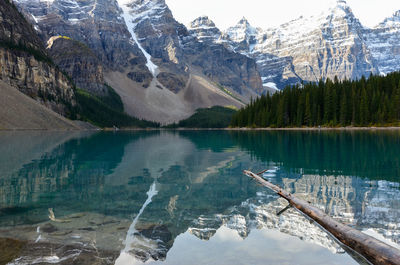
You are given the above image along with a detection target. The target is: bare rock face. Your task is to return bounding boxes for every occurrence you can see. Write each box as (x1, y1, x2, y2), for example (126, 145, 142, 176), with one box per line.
(47, 36, 108, 95)
(186, 16, 263, 95)
(0, 0, 75, 116)
(119, 0, 190, 93)
(14, 0, 153, 89)
(184, 40, 263, 95)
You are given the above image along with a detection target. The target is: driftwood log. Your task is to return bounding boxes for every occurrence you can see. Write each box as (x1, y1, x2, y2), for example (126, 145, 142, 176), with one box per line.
(244, 170, 400, 265)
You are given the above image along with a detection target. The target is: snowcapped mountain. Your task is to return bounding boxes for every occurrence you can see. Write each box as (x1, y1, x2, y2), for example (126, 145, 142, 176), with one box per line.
(188, 16, 222, 43)
(223, 17, 259, 55)
(190, 0, 400, 90)
(11, 0, 400, 121)
(13, 0, 263, 123)
(366, 10, 400, 75)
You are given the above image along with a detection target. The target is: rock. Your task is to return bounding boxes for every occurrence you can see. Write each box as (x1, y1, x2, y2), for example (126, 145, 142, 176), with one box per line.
(0, 0, 76, 116)
(156, 72, 186, 93)
(365, 10, 400, 75)
(0, 237, 26, 265)
(47, 36, 108, 96)
(41, 223, 58, 233)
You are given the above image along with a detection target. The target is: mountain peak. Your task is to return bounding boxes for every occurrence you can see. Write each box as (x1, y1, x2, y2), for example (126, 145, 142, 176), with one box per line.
(189, 16, 216, 29)
(378, 10, 400, 28)
(237, 17, 250, 26)
(324, 0, 356, 20)
(190, 16, 216, 29)
(188, 16, 222, 43)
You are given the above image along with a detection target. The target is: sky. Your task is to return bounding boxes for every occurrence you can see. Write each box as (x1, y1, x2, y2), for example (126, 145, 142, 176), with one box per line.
(165, 0, 400, 30)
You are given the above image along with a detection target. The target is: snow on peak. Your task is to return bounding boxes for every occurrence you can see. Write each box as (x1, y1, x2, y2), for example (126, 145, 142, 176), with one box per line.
(237, 17, 250, 26)
(189, 16, 216, 29)
(188, 16, 222, 43)
(13, 0, 54, 3)
(325, 0, 352, 16)
(225, 17, 258, 44)
(327, 0, 349, 9)
(377, 10, 400, 29)
(117, 0, 168, 24)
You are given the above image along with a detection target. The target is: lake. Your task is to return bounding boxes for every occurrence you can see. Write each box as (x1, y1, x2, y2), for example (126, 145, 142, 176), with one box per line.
(0, 130, 399, 265)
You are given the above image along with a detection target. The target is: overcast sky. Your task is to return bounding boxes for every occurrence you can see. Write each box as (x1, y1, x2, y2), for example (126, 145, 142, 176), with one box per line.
(165, 0, 400, 30)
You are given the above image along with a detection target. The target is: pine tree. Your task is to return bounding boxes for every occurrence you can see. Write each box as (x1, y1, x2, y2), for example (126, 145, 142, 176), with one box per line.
(296, 93, 305, 126)
(360, 87, 369, 126)
(305, 93, 312, 126)
(325, 80, 335, 125)
(277, 99, 285, 128)
(230, 72, 400, 128)
(340, 89, 348, 126)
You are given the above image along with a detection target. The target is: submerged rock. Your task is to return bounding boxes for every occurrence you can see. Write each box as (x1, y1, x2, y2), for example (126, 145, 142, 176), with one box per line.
(0, 238, 26, 265)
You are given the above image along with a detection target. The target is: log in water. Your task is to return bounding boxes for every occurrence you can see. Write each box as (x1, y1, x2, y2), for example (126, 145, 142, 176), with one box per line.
(244, 170, 400, 265)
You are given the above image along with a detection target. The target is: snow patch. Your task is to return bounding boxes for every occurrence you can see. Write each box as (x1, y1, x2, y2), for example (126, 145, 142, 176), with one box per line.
(264, 82, 279, 91)
(117, 0, 158, 76)
(363, 228, 400, 250)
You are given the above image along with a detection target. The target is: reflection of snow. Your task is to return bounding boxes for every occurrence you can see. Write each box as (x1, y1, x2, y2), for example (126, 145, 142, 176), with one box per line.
(35, 226, 41, 243)
(363, 228, 400, 250)
(8, 252, 81, 265)
(115, 182, 158, 265)
(262, 167, 279, 179)
(187, 171, 400, 254)
(168, 226, 357, 265)
(189, 194, 344, 254)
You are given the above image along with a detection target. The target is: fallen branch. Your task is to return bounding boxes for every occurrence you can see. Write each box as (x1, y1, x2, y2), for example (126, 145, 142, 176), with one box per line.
(244, 170, 400, 265)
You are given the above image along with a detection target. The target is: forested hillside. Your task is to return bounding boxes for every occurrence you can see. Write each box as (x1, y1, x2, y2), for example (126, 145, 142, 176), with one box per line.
(231, 72, 400, 128)
(167, 106, 236, 128)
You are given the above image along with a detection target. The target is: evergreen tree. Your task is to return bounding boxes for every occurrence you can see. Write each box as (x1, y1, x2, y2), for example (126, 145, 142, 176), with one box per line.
(304, 93, 312, 126)
(230, 71, 400, 128)
(340, 88, 348, 125)
(360, 87, 369, 126)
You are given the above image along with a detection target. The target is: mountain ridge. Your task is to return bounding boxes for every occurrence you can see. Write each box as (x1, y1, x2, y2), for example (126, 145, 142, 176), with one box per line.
(13, 0, 263, 124)
(189, 0, 400, 90)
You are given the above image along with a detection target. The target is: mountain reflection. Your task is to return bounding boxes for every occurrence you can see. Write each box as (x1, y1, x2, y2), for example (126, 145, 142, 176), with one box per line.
(0, 130, 399, 264)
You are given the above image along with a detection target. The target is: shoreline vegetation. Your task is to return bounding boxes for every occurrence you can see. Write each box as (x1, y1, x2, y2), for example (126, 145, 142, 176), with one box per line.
(230, 72, 400, 129)
(2, 126, 400, 132)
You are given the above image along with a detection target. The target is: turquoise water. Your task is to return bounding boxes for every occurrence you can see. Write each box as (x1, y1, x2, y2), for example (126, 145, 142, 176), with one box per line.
(0, 130, 399, 264)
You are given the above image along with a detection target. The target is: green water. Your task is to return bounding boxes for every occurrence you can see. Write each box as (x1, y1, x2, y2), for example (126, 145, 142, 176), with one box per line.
(0, 130, 399, 265)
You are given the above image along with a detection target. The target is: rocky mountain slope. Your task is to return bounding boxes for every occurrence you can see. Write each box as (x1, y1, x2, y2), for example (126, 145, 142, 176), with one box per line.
(0, 0, 77, 117)
(0, 80, 82, 130)
(47, 36, 108, 95)
(365, 11, 400, 75)
(13, 0, 263, 123)
(190, 0, 400, 90)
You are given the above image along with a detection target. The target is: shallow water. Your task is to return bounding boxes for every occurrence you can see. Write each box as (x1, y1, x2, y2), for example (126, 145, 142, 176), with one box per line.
(0, 130, 399, 264)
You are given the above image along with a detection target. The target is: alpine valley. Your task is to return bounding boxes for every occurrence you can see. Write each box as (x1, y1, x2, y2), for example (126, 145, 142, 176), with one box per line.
(1, 0, 400, 127)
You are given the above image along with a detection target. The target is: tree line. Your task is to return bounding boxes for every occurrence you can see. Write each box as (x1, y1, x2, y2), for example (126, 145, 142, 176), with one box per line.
(166, 106, 236, 128)
(231, 72, 400, 128)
